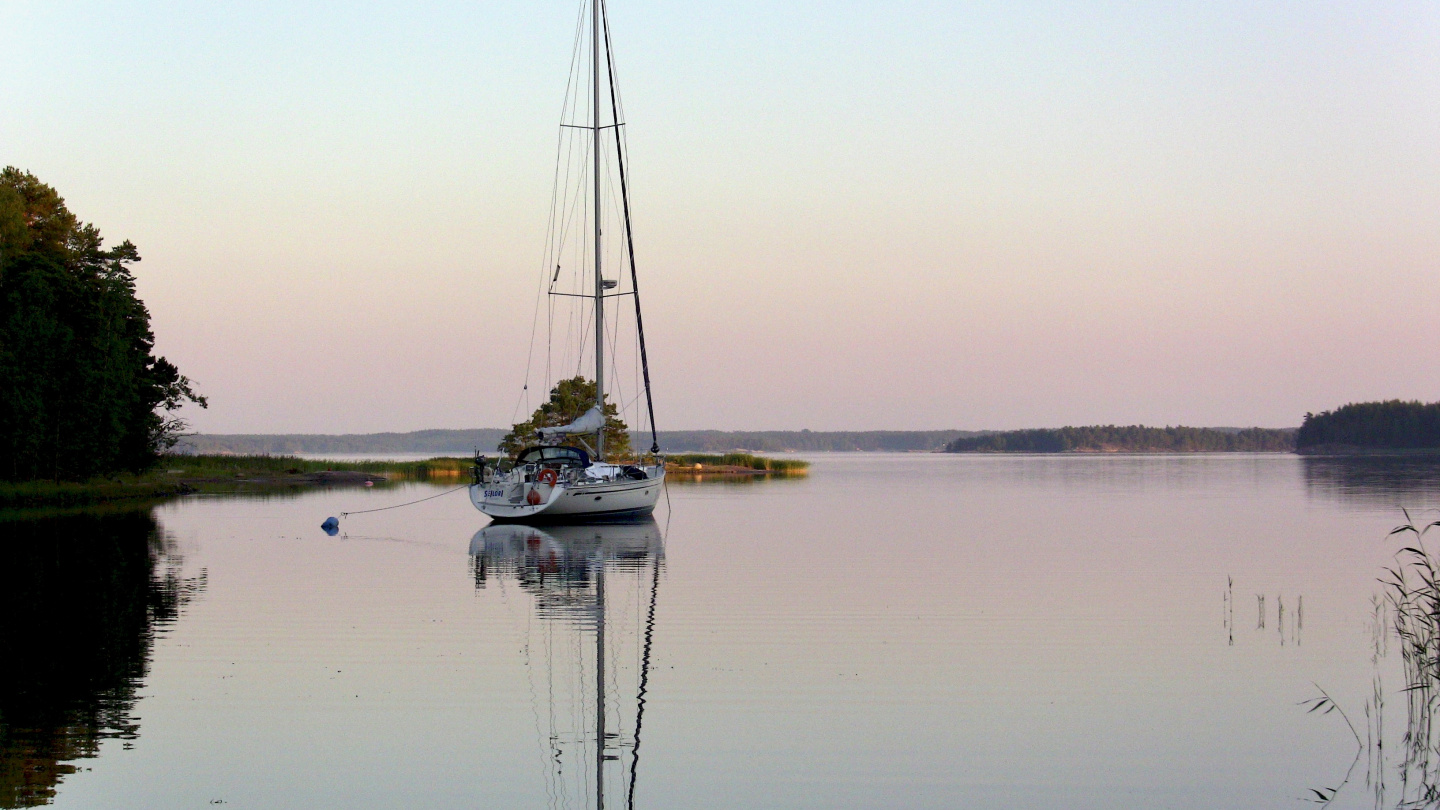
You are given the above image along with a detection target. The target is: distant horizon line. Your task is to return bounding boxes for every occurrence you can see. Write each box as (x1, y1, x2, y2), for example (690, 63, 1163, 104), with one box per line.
(188, 425, 1303, 437)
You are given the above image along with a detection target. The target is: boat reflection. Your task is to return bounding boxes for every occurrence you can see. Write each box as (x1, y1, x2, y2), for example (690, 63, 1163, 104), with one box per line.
(469, 519, 664, 810)
(0, 509, 203, 809)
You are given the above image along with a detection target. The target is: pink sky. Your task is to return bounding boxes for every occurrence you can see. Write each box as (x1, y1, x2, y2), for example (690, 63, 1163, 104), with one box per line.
(4, 0, 1437, 432)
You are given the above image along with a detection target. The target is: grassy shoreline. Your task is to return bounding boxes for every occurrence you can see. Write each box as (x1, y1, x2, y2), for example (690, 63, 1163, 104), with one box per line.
(0, 452, 807, 510)
(663, 453, 809, 476)
(0, 455, 473, 510)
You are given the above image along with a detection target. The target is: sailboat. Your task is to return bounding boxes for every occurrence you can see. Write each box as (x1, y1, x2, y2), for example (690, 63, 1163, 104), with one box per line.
(470, 0, 665, 522)
(469, 519, 664, 808)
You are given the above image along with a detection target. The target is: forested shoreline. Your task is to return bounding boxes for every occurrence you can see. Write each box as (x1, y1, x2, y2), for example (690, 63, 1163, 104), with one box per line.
(1297, 401, 1440, 453)
(0, 169, 204, 481)
(186, 426, 1301, 456)
(182, 428, 977, 455)
(945, 425, 1296, 453)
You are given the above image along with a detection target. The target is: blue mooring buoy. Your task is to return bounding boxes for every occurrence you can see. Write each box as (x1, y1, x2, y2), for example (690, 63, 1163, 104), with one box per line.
(321, 516, 340, 535)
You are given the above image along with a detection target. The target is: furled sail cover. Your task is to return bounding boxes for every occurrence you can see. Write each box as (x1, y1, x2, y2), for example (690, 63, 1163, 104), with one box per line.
(536, 406, 605, 437)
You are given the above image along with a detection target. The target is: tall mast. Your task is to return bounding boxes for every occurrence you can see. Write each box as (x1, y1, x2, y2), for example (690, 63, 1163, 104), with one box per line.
(591, 0, 605, 461)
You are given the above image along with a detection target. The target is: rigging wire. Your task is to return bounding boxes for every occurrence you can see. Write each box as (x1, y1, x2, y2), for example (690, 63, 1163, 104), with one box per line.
(601, 0, 660, 453)
(518, 0, 660, 458)
(521, 0, 593, 426)
(543, 0, 597, 408)
(337, 484, 468, 518)
(594, 0, 646, 440)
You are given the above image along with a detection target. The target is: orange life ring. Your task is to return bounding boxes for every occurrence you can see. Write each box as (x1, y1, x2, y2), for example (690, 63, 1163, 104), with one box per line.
(537, 468, 559, 486)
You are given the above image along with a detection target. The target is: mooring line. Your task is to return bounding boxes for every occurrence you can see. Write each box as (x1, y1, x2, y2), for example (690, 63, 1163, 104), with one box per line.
(340, 484, 469, 518)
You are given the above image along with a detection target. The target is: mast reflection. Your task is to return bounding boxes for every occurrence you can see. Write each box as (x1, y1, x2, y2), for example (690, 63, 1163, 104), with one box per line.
(470, 519, 664, 810)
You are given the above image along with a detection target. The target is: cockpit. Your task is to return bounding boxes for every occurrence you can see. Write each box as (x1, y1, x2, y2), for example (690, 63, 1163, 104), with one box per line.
(515, 445, 591, 469)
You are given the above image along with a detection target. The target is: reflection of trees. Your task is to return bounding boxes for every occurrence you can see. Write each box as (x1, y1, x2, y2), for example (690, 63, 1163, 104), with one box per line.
(0, 509, 204, 808)
(1302, 457, 1440, 509)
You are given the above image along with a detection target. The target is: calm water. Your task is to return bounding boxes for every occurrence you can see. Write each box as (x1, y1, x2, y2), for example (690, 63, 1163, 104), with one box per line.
(6, 453, 1440, 809)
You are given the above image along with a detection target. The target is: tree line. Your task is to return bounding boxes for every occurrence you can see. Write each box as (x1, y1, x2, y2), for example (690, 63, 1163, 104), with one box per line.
(182, 427, 976, 455)
(1296, 401, 1440, 451)
(945, 425, 1296, 453)
(0, 169, 204, 482)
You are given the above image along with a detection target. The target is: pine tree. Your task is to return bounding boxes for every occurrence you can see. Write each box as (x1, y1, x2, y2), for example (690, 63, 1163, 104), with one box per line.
(0, 168, 206, 481)
(499, 376, 630, 458)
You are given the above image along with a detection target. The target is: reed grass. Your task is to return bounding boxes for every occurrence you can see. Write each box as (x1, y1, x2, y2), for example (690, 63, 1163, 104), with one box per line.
(0, 454, 474, 509)
(0, 451, 807, 509)
(1381, 508, 1440, 800)
(1307, 509, 1440, 805)
(663, 453, 809, 474)
(158, 454, 473, 480)
(1291, 509, 1440, 806)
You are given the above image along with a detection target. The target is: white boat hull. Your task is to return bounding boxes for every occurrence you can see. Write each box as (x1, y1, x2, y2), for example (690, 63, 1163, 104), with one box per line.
(471, 467, 664, 523)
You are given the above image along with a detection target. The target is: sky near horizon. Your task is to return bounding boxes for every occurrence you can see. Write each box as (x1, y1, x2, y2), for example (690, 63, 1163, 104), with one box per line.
(3, 0, 1438, 433)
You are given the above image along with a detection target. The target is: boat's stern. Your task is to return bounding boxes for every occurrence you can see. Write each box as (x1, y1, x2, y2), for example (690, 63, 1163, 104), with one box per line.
(470, 479, 566, 521)
(471, 463, 665, 523)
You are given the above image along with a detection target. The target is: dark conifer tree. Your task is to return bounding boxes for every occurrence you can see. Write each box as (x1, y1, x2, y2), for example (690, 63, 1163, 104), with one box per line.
(1296, 401, 1440, 450)
(499, 376, 630, 458)
(0, 168, 205, 481)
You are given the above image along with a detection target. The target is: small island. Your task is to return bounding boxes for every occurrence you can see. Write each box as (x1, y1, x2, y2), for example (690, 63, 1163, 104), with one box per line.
(664, 453, 808, 477)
